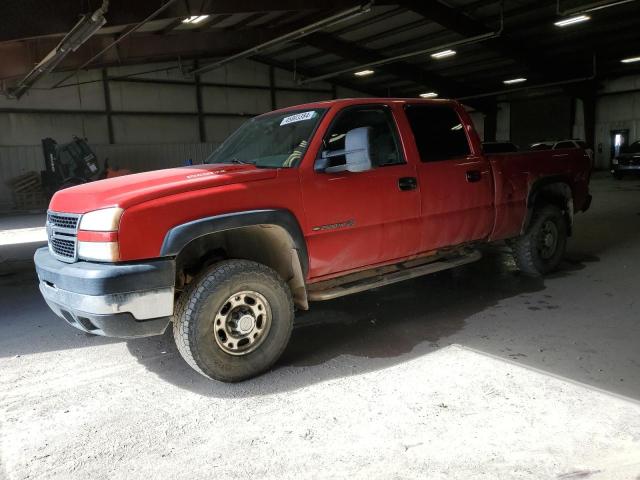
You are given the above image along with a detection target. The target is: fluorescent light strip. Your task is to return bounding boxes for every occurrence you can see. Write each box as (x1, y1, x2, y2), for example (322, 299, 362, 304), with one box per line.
(503, 77, 527, 85)
(354, 69, 374, 77)
(419, 92, 438, 98)
(192, 15, 209, 23)
(621, 56, 640, 64)
(554, 15, 590, 27)
(431, 49, 456, 59)
(182, 14, 209, 24)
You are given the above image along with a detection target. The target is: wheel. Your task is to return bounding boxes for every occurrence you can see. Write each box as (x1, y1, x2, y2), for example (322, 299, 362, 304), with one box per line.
(511, 205, 568, 276)
(173, 260, 294, 382)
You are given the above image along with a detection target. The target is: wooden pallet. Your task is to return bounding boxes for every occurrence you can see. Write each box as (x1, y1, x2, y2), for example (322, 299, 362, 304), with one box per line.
(7, 171, 47, 210)
(7, 171, 41, 193)
(12, 190, 47, 210)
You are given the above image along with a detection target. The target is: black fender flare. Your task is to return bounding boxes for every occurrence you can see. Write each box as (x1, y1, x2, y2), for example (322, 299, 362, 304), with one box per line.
(160, 209, 309, 277)
(522, 176, 573, 234)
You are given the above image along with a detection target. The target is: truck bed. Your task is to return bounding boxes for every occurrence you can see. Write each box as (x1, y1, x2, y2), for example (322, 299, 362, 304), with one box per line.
(487, 148, 592, 241)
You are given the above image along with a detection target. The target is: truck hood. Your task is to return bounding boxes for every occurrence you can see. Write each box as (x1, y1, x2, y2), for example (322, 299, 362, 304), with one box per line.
(49, 164, 278, 213)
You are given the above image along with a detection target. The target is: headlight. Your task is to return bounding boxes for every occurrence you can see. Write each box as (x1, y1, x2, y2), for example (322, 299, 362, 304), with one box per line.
(77, 207, 122, 262)
(77, 241, 119, 262)
(79, 207, 123, 231)
(612, 158, 619, 165)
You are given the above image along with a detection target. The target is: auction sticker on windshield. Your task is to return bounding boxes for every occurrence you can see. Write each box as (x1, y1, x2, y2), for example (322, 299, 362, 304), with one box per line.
(280, 111, 317, 126)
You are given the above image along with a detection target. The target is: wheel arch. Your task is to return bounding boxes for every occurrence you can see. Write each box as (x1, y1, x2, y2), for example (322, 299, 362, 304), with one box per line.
(523, 177, 574, 235)
(161, 210, 309, 310)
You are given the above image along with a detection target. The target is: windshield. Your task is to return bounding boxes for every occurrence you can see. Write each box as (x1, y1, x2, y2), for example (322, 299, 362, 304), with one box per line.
(622, 141, 640, 154)
(205, 108, 326, 168)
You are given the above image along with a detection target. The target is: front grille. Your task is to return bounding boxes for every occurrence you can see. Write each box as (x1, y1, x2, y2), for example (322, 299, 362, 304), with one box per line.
(50, 236, 76, 259)
(48, 213, 79, 230)
(47, 211, 81, 262)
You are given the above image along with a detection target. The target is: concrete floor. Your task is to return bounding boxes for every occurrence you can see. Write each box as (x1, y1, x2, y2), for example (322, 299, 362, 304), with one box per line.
(0, 213, 46, 275)
(1, 173, 640, 479)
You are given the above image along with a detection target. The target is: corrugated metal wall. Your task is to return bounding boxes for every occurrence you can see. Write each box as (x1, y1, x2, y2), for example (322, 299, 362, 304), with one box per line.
(593, 75, 640, 170)
(0, 146, 44, 209)
(0, 59, 344, 211)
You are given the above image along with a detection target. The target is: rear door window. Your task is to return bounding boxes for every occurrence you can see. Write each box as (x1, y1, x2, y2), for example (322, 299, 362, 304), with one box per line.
(555, 141, 576, 149)
(404, 104, 471, 162)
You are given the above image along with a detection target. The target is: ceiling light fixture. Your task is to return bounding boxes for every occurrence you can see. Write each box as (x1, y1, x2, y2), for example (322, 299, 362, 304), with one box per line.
(621, 56, 640, 64)
(183, 14, 209, 24)
(554, 15, 590, 27)
(431, 49, 456, 59)
(503, 77, 527, 85)
(354, 69, 375, 77)
(419, 92, 438, 98)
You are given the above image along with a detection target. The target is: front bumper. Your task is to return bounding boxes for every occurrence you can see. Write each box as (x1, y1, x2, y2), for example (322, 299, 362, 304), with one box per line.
(34, 248, 175, 338)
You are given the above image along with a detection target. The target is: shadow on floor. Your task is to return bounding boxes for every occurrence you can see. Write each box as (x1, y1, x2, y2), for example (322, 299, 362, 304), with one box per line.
(0, 267, 122, 358)
(126, 249, 600, 398)
(4, 174, 638, 397)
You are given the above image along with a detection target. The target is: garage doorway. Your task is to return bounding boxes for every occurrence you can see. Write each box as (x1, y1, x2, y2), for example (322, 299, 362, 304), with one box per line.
(610, 129, 630, 161)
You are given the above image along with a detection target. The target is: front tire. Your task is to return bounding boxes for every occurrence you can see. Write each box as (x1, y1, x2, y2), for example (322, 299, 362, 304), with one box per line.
(173, 260, 294, 382)
(511, 205, 568, 276)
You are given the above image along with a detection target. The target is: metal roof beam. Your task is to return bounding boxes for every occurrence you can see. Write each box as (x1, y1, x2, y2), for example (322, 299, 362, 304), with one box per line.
(250, 54, 387, 97)
(0, 0, 387, 43)
(399, 0, 557, 82)
(300, 32, 471, 98)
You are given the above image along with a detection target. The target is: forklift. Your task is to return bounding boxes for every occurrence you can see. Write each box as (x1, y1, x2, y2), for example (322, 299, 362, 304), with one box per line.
(40, 136, 129, 198)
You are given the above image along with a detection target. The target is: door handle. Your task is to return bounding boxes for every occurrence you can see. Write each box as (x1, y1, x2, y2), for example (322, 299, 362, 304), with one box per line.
(398, 177, 418, 191)
(466, 170, 482, 182)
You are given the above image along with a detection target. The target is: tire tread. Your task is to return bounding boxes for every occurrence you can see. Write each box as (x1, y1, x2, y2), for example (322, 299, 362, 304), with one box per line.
(173, 260, 294, 381)
(512, 204, 566, 276)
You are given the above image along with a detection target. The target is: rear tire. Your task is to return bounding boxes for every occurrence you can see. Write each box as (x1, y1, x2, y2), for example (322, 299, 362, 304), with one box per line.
(173, 260, 294, 382)
(511, 205, 568, 276)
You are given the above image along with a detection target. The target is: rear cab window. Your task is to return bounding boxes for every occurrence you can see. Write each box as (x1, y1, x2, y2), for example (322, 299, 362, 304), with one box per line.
(403, 103, 471, 162)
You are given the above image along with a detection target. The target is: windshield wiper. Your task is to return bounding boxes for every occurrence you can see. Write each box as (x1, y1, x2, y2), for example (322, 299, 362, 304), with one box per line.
(230, 158, 253, 165)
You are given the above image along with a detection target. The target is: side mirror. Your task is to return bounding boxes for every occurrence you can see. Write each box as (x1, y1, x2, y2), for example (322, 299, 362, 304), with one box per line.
(318, 127, 374, 173)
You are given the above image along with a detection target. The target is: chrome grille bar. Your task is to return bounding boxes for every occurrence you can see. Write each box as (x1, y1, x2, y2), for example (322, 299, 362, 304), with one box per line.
(46, 211, 81, 262)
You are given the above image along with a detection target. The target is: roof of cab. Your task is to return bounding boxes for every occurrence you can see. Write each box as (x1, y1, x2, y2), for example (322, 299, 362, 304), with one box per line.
(261, 97, 461, 117)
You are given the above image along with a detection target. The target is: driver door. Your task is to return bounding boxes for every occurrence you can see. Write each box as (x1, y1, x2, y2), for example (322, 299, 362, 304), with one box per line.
(300, 104, 421, 279)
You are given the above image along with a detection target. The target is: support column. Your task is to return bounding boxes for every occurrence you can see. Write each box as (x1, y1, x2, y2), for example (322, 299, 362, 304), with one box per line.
(484, 104, 498, 143)
(582, 93, 596, 152)
(268, 66, 277, 110)
(194, 60, 206, 143)
(101, 69, 114, 144)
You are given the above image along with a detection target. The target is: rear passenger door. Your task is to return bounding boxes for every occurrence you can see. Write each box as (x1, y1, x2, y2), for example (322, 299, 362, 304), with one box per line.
(401, 103, 494, 252)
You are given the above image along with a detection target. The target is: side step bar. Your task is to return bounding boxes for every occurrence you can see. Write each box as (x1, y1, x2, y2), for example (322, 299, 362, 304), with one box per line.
(307, 250, 482, 301)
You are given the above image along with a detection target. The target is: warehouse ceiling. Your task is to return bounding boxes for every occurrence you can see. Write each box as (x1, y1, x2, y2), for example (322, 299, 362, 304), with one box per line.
(1, 0, 640, 101)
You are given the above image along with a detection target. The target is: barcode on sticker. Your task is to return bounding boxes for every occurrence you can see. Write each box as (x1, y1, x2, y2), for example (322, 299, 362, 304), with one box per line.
(280, 111, 317, 126)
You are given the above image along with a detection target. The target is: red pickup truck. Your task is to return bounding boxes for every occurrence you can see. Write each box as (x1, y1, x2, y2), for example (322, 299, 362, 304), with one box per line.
(35, 98, 592, 381)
